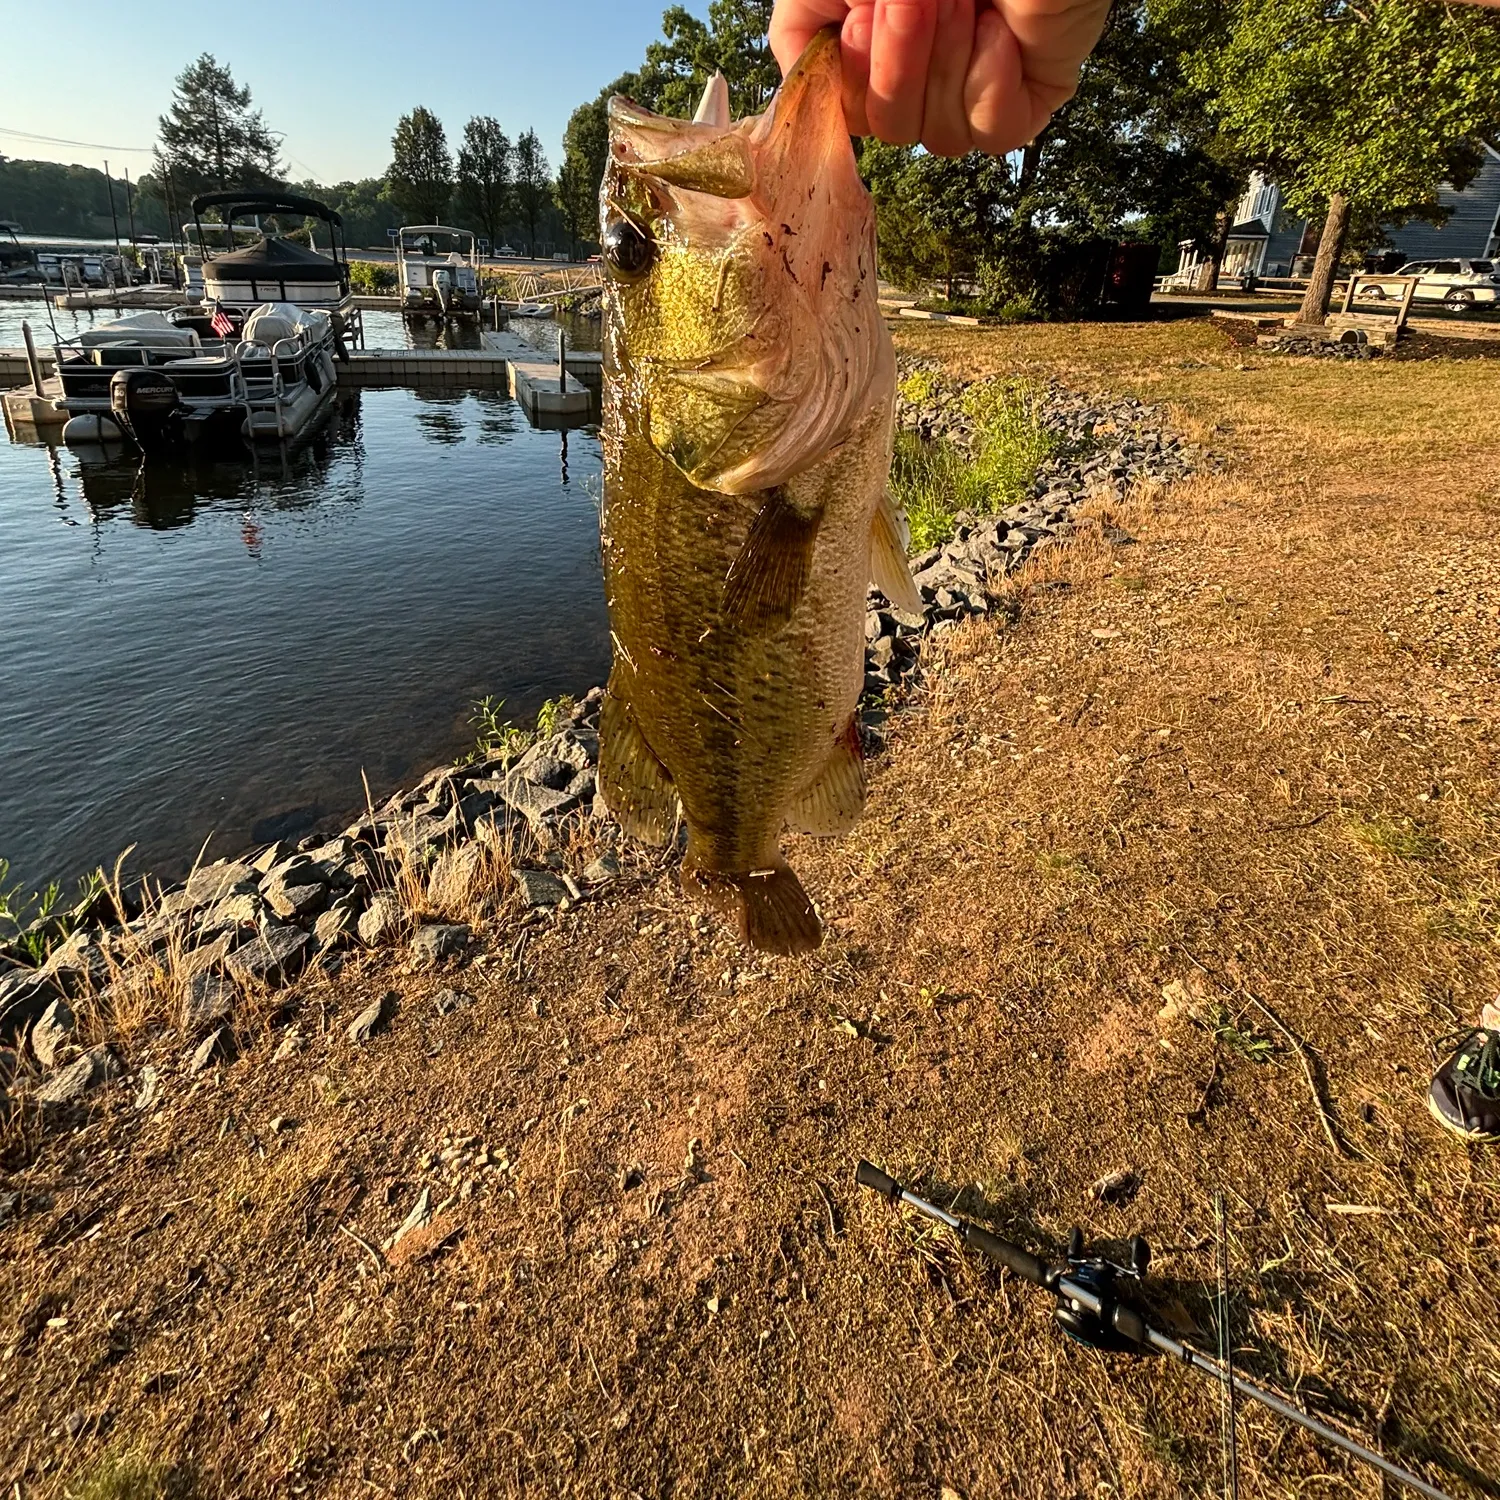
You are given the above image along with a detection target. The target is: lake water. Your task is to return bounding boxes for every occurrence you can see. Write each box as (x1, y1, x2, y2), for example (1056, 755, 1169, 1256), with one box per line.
(0, 300, 611, 895)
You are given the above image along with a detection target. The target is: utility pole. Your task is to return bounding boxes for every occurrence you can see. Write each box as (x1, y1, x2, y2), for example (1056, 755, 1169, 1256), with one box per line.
(124, 166, 136, 244)
(103, 160, 121, 253)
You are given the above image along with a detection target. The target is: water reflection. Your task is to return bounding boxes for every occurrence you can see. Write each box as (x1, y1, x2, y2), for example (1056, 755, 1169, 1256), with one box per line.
(68, 393, 364, 525)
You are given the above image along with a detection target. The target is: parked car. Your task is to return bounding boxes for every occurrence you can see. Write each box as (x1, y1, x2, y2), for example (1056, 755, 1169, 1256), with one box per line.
(1367, 258, 1500, 310)
(495, 244, 518, 258)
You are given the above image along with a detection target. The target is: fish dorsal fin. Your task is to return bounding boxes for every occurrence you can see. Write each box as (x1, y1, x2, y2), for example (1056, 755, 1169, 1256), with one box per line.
(786, 720, 866, 836)
(694, 71, 730, 127)
(870, 490, 921, 611)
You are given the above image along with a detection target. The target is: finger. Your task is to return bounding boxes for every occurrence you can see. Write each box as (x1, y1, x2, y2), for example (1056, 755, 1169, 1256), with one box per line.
(769, 0, 852, 76)
(919, 0, 976, 155)
(963, 5, 1034, 155)
(840, 4, 874, 136)
(867, 0, 938, 145)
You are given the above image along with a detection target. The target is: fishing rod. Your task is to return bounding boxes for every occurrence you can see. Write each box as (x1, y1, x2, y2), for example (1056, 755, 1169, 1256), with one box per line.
(854, 1161, 1453, 1500)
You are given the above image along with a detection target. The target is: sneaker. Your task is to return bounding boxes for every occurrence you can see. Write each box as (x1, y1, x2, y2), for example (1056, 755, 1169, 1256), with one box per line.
(1428, 1028, 1500, 1144)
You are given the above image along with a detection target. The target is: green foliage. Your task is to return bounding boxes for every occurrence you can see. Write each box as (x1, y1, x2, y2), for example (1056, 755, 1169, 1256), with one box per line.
(387, 106, 452, 226)
(348, 260, 397, 294)
(512, 129, 551, 257)
(456, 117, 512, 248)
(535, 696, 575, 738)
(154, 53, 283, 201)
(1208, 1004, 1277, 1063)
(72, 1452, 170, 1500)
(299, 177, 399, 248)
(0, 160, 175, 239)
(890, 382, 1058, 549)
(463, 697, 531, 766)
(1186, 0, 1500, 222)
(636, 0, 778, 118)
(0, 859, 102, 966)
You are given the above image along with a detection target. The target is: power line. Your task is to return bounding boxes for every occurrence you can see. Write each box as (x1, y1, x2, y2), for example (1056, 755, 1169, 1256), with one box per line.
(0, 126, 155, 155)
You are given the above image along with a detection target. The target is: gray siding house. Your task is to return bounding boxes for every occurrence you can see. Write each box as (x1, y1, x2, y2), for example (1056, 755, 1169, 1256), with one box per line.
(1171, 144, 1500, 281)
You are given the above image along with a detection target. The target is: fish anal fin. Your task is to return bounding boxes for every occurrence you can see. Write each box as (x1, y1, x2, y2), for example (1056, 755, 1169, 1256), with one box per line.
(682, 855, 822, 956)
(786, 719, 866, 835)
(870, 491, 921, 612)
(598, 687, 680, 846)
(723, 490, 821, 631)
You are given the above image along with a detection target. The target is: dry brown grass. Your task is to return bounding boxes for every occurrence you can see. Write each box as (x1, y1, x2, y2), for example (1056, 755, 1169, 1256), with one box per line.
(2, 316, 1498, 1500)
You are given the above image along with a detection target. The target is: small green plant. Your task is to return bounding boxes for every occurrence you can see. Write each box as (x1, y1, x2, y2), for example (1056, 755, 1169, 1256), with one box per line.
(461, 696, 533, 767)
(535, 695, 575, 738)
(1207, 1003, 1276, 1064)
(890, 379, 1058, 549)
(0, 859, 102, 966)
(897, 368, 940, 406)
(72, 1451, 170, 1500)
(1345, 815, 1438, 861)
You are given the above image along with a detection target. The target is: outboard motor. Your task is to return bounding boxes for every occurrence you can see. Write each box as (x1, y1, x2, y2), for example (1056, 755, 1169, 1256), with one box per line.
(433, 266, 453, 317)
(110, 367, 182, 453)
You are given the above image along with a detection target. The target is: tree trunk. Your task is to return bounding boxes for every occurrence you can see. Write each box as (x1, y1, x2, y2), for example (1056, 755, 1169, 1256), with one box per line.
(1297, 193, 1351, 325)
(1195, 203, 1234, 293)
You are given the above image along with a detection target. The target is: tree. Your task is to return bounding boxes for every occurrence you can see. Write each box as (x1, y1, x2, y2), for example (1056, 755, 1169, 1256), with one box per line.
(555, 156, 595, 259)
(512, 129, 551, 258)
(456, 116, 511, 247)
(637, 0, 778, 118)
(1191, 0, 1500, 322)
(861, 143, 1016, 299)
(387, 107, 453, 226)
(555, 82, 637, 255)
(154, 54, 282, 201)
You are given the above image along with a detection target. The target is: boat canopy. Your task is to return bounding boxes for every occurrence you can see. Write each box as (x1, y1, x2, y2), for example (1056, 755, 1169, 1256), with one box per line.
(208, 236, 343, 283)
(78, 312, 200, 349)
(191, 191, 344, 228)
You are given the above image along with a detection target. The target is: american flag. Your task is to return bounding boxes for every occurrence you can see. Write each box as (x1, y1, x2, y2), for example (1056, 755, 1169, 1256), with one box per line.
(210, 301, 234, 338)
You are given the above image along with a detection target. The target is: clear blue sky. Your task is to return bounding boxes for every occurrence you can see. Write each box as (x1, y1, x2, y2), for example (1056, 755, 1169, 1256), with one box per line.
(0, 0, 693, 184)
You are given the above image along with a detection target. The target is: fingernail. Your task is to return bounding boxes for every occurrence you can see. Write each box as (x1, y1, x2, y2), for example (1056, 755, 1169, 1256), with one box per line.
(880, 0, 929, 36)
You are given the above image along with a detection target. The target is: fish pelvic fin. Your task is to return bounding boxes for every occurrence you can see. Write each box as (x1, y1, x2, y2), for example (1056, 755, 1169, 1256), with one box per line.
(598, 686, 681, 846)
(723, 489, 822, 632)
(870, 490, 922, 612)
(682, 854, 822, 956)
(787, 719, 866, 836)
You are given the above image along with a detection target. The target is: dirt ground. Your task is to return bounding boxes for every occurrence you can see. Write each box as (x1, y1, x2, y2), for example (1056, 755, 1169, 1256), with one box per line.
(2, 317, 1498, 1499)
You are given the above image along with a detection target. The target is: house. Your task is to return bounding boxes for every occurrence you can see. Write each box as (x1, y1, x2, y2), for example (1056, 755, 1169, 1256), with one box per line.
(1170, 145, 1500, 282)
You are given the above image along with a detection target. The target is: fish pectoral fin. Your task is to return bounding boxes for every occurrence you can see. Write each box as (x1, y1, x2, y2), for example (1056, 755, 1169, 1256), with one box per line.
(723, 489, 822, 631)
(870, 490, 922, 612)
(598, 687, 681, 846)
(786, 720, 866, 836)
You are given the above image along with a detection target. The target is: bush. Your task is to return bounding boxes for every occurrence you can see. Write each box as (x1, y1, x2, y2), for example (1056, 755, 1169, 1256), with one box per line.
(891, 380, 1057, 550)
(349, 260, 397, 295)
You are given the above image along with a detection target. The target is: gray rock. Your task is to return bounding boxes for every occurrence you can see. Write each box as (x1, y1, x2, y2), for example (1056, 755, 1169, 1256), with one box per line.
(500, 776, 581, 826)
(251, 841, 294, 875)
(581, 853, 621, 885)
(262, 875, 328, 922)
(30, 998, 76, 1069)
(410, 924, 470, 968)
(868, 636, 898, 671)
(184, 861, 257, 907)
(347, 990, 396, 1043)
(864, 610, 887, 643)
(513, 869, 569, 908)
(225, 926, 310, 988)
(357, 891, 404, 947)
(428, 842, 486, 912)
(134, 1066, 162, 1111)
(36, 931, 107, 998)
(36, 1046, 119, 1107)
(188, 1026, 237, 1074)
(181, 971, 235, 1035)
(199, 891, 264, 935)
(313, 897, 358, 951)
(382, 811, 450, 858)
(432, 987, 476, 1016)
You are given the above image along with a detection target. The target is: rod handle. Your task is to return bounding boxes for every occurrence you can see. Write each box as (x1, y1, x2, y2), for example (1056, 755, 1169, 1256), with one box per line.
(961, 1222, 1050, 1288)
(855, 1160, 901, 1200)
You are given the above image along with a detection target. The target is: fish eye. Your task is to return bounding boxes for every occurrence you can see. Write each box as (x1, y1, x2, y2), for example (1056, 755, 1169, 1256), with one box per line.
(604, 217, 655, 280)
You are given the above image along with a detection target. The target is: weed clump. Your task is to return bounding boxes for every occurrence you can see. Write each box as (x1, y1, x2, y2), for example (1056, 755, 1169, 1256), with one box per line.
(890, 379, 1058, 549)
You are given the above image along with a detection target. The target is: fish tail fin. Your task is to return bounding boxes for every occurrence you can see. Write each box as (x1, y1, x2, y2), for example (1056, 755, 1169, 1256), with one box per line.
(682, 853, 822, 956)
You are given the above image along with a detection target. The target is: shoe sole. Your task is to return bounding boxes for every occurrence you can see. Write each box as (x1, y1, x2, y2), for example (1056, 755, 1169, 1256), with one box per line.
(1427, 1090, 1500, 1145)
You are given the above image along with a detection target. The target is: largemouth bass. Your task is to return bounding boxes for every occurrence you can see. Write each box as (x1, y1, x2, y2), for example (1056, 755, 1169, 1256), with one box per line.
(597, 30, 919, 955)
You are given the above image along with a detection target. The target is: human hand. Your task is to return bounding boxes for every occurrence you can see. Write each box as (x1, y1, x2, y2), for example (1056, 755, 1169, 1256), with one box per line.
(769, 0, 1115, 156)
